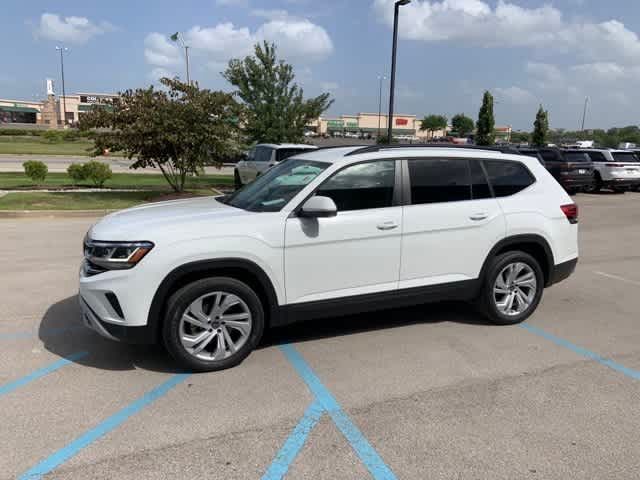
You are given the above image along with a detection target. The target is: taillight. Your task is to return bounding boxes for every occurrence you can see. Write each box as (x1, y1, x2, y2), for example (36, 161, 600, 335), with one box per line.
(561, 204, 578, 224)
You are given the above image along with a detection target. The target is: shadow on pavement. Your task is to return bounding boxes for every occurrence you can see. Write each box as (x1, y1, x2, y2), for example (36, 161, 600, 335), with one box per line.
(40, 296, 492, 372)
(39, 295, 180, 374)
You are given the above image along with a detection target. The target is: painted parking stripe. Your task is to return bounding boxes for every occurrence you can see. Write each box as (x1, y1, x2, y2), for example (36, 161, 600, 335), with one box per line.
(280, 344, 397, 480)
(261, 399, 324, 480)
(0, 351, 88, 397)
(521, 323, 640, 381)
(18, 373, 190, 480)
(593, 270, 640, 287)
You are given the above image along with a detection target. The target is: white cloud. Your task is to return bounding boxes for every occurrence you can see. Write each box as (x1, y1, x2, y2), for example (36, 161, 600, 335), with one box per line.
(144, 13, 333, 77)
(320, 81, 339, 92)
(35, 13, 114, 44)
(494, 86, 536, 104)
(215, 0, 249, 7)
(372, 0, 640, 65)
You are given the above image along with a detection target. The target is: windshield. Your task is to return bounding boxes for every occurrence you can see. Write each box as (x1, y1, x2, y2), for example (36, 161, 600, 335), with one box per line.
(563, 152, 590, 162)
(612, 152, 639, 163)
(225, 159, 329, 212)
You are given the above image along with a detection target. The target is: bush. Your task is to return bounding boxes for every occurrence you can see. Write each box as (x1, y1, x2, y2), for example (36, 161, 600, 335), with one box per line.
(83, 161, 112, 187)
(23, 160, 48, 183)
(376, 135, 398, 144)
(0, 129, 44, 136)
(43, 130, 65, 143)
(67, 163, 89, 184)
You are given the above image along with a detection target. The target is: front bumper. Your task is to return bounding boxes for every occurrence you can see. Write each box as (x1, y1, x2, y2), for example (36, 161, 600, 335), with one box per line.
(80, 296, 156, 344)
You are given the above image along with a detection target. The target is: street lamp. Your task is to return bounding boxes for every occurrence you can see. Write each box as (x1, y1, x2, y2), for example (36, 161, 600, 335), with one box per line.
(170, 32, 191, 85)
(387, 0, 411, 144)
(581, 96, 589, 132)
(55, 46, 69, 127)
(377, 75, 387, 138)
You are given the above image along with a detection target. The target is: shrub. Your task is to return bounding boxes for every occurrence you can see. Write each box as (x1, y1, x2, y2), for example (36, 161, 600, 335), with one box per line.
(43, 130, 65, 143)
(83, 161, 112, 187)
(67, 163, 88, 184)
(0, 129, 46, 136)
(23, 160, 48, 183)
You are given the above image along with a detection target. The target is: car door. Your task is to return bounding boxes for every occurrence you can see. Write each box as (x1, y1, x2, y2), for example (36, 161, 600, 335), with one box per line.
(284, 159, 402, 304)
(253, 146, 274, 180)
(399, 158, 505, 289)
(239, 147, 256, 184)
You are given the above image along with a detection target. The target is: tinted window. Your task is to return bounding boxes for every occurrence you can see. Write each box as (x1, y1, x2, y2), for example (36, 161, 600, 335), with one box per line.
(519, 151, 545, 165)
(539, 149, 561, 162)
(276, 148, 313, 162)
(408, 159, 471, 204)
(585, 151, 607, 162)
(483, 160, 535, 197)
(317, 160, 395, 211)
(612, 152, 639, 163)
(563, 152, 590, 162)
(469, 160, 492, 200)
(254, 146, 273, 162)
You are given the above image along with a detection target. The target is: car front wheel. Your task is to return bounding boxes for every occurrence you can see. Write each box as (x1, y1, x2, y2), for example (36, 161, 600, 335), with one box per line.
(477, 251, 544, 325)
(163, 277, 265, 372)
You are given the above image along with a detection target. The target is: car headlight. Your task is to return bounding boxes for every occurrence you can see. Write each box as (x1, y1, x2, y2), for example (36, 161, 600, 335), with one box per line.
(84, 237, 154, 272)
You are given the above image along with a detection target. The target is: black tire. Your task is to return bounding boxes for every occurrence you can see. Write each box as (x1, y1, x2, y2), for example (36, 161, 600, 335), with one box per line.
(611, 187, 626, 194)
(566, 188, 577, 196)
(588, 172, 602, 193)
(163, 277, 265, 372)
(476, 251, 544, 325)
(234, 170, 242, 190)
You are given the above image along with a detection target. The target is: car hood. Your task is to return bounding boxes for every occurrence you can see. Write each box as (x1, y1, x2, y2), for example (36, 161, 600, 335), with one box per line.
(89, 196, 252, 241)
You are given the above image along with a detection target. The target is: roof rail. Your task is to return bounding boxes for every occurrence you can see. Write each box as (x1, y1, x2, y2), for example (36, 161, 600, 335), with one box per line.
(344, 143, 520, 156)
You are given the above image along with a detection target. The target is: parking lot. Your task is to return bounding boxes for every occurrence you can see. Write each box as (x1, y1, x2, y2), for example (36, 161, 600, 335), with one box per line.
(2, 192, 640, 479)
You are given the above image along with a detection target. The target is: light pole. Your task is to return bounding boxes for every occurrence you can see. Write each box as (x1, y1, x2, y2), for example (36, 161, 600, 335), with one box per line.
(387, 0, 411, 144)
(170, 32, 191, 85)
(581, 96, 589, 132)
(55, 46, 68, 126)
(377, 75, 386, 138)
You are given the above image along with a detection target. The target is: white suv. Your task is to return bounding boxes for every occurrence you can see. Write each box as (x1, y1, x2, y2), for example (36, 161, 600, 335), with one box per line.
(581, 148, 640, 192)
(234, 143, 317, 188)
(80, 145, 579, 371)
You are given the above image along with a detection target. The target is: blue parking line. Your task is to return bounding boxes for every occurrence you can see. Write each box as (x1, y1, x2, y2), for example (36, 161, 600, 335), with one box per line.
(18, 373, 190, 480)
(520, 323, 640, 381)
(261, 399, 324, 480)
(0, 352, 87, 397)
(279, 344, 397, 480)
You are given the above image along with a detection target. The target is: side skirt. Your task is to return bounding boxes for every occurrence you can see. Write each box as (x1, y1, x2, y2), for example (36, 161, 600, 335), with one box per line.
(275, 279, 481, 327)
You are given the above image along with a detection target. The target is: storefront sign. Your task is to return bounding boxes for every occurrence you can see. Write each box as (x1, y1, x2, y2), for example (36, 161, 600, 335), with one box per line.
(395, 118, 409, 126)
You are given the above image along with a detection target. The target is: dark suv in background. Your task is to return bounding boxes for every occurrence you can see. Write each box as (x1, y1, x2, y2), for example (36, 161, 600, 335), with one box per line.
(519, 147, 594, 194)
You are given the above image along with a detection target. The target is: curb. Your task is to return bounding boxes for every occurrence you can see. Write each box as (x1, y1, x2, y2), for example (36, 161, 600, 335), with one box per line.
(0, 209, 115, 218)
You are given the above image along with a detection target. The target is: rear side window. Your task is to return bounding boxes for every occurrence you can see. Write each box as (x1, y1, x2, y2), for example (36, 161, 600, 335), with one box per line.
(408, 159, 471, 204)
(563, 152, 590, 162)
(254, 146, 273, 162)
(585, 151, 607, 162)
(612, 152, 639, 163)
(276, 148, 312, 162)
(483, 160, 535, 197)
(539, 149, 561, 162)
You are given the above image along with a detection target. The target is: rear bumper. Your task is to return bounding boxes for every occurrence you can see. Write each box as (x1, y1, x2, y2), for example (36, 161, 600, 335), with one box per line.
(548, 258, 578, 286)
(602, 178, 640, 188)
(559, 177, 593, 189)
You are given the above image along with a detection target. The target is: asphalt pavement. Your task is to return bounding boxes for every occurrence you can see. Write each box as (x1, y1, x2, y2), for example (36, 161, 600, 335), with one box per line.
(1, 193, 640, 479)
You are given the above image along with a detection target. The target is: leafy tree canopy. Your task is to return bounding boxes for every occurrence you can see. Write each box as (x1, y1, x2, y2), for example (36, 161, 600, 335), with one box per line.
(223, 42, 333, 144)
(451, 113, 474, 137)
(80, 77, 244, 192)
(476, 91, 495, 146)
(420, 114, 448, 133)
(532, 105, 549, 147)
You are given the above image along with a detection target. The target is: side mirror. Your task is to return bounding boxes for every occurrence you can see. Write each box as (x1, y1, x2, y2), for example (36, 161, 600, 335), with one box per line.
(299, 196, 337, 218)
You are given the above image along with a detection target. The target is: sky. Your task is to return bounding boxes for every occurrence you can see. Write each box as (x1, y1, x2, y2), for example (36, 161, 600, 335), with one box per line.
(2, 0, 640, 130)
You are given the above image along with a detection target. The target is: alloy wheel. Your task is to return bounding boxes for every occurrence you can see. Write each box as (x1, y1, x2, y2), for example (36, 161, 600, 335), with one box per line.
(493, 262, 537, 317)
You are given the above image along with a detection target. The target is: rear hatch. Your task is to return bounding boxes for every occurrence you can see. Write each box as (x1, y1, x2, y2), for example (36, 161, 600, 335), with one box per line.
(560, 151, 594, 177)
(608, 151, 640, 179)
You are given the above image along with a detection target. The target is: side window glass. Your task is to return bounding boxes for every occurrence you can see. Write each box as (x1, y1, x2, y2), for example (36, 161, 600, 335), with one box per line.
(317, 160, 396, 212)
(254, 147, 272, 162)
(539, 150, 558, 162)
(469, 160, 492, 200)
(483, 160, 535, 197)
(407, 159, 471, 204)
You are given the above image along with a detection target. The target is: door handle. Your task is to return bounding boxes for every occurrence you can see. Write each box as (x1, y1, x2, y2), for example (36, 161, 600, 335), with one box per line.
(377, 221, 398, 231)
(469, 213, 488, 221)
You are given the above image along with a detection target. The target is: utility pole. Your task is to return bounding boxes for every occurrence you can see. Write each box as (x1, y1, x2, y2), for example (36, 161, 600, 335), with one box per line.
(170, 32, 191, 85)
(387, 0, 411, 144)
(581, 96, 589, 132)
(377, 75, 386, 138)
(55, 46, 68, 126)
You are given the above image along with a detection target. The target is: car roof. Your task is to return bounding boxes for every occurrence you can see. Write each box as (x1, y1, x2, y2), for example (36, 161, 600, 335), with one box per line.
(256, 143, 318, 149)
(293, 144, 540, 165)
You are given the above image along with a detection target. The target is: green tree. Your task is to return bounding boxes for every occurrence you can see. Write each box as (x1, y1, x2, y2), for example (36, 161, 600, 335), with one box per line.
(451, 113, 474, 137)
(80, 77, 244, 192)
(23, 160, 48, 184)
(420, 114, 448, 139)
(223, 42, 333, 144)
(476, 91, 495, 146)
(532, 105, 549, 147)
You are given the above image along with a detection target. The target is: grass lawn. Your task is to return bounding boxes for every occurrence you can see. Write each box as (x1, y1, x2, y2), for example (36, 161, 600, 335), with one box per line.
(0, 136, 94, 156)
(0, 190, 216, 210)
(0, 172, 233, 190)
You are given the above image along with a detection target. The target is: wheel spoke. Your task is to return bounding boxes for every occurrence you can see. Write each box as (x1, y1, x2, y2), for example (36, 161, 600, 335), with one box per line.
(182, 313, 209, 330)
(193, 331, 217, 354)
(182, 330, 211, 349)
(494, 286, 509, 295)
(225, 319, 250, 336)
(222, 326, 237, 353)
(514, 290, 528, 311)
(219, 294, 240, 313)
(189, 297, 210, 323)
(505, 292, 515, 313)
(213, 331, 227, 360)
(515, 272, 536, 289)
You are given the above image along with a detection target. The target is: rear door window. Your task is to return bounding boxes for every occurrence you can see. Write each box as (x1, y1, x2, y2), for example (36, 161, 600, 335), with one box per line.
(254, 146, 273, 162)
(562, 152, 590, 162)
(469, 160, 492, 200)
(585, 151, 607, 162)
(539, 149, 561, 162)
(407, 159, 471, 204)
(276, 148, 312, 162)
(483, 160, 535, 197)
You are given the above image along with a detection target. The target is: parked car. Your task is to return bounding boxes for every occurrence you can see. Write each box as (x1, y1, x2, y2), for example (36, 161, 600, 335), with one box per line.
(515, 148, 545, 166)
(581, 149, 640, 192)
(527, 147, 594, 194)
(234, 143, 318, 188)
(80, 144, 578, 371)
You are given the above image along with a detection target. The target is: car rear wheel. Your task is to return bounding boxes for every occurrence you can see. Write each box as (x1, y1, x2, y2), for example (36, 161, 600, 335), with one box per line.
(476, 251, 544, 325)
(163, 277, 265, 372)
(584, 172, 602, 193)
